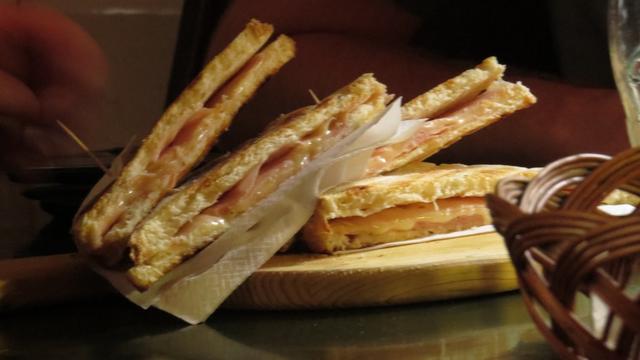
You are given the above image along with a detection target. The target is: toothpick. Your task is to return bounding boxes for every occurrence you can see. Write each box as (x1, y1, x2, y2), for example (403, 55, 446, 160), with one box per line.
(56, 120, 110, 174)
(308, 89, 320, 104)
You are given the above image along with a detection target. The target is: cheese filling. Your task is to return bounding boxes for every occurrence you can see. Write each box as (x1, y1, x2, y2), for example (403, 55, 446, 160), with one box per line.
(328, 197, 490, 238)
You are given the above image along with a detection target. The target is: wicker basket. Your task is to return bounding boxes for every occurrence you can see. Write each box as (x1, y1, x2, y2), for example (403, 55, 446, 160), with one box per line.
(486, 148, 640, 360)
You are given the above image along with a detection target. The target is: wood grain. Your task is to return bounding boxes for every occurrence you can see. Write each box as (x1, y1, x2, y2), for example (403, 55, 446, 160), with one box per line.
(0, 232, 517, 310)
(225, 232, 518, 309)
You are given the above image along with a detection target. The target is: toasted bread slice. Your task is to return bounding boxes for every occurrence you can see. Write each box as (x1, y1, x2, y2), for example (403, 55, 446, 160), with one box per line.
(401, 57, 505, 120)
(365, 58, 536, 176)
(367, 79, 536, 175)
(127, 74, 388, 289)
(73, 20, 295, 265)
(303, 163, 537, 253)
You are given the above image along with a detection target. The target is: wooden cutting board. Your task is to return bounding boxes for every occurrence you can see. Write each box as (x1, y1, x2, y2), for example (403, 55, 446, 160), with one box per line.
(0, 232, 517, 310)
(226, 232, 517, 309)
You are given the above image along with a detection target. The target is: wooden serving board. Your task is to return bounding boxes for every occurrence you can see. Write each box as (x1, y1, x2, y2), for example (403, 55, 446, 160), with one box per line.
(0, 232, 517, 310)
(226, 231, 518, 309)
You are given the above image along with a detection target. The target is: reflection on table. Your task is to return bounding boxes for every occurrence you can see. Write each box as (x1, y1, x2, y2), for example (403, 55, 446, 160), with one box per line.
(1, 292, 560, 359)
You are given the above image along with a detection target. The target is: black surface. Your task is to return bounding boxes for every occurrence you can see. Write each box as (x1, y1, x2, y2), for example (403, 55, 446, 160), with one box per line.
(0, 292, 558, 359)
(165, 0, 229, 106)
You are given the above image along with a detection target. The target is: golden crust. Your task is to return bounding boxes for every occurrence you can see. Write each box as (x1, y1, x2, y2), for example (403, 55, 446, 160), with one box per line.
(303, 163, 537, 253)
(72, 20, 276, 265)
(384, 80, 537, 173)
(318, 163, 537, 219)
(400, 57, 505, 120)
(104, 35, 296, 250)
(127, 74, 388, 289)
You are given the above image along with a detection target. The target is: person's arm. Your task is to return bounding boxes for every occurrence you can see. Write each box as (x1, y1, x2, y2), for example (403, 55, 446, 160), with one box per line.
(210, 0, 628, 167)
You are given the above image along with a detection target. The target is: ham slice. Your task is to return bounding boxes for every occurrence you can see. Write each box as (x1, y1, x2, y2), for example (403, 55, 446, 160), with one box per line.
(328, 197, 490, 243)
(366, 80, 536, 176)
(179, 112, 351, 241)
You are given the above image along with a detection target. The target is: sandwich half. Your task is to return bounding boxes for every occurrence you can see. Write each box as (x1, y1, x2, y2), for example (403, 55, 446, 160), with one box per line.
(303, 162, 537, 253)
(72, 20, 295, 266)
(300, 57, 537, 253)
(366, 57, 536, 176)
(127, 74, 389, 289)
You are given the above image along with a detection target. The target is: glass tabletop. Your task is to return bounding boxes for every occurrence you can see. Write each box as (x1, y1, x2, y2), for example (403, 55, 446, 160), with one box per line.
(0, 291, 559, 359)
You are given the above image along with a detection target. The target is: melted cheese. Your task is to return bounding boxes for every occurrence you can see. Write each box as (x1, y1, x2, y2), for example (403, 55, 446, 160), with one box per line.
(329, 197, 490, 236)
(181, 112, 350, 242)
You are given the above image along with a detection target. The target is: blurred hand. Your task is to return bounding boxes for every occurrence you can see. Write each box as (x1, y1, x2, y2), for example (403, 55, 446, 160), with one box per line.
(0, 2, 108, 169)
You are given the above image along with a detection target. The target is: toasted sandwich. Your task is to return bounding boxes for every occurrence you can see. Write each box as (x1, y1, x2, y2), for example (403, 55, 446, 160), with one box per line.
(127, 74, 389, 289)
(300, 57, 537, 253)
(366, 57, 536, 176)
(303, 162, 537, 253)
(72, 20, 295, 265)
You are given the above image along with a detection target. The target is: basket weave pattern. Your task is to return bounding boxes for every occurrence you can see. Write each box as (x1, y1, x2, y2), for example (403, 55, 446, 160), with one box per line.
(486, 148, 640, 359)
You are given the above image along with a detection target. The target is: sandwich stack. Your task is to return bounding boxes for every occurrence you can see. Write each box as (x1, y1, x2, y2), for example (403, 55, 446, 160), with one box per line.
(70, 21, 542, 323)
